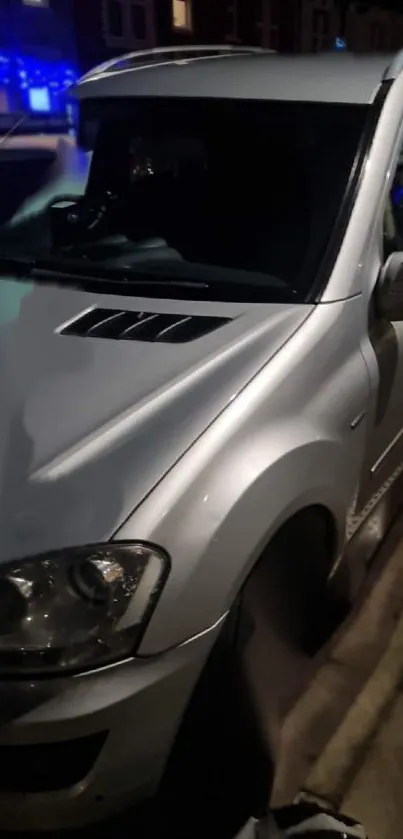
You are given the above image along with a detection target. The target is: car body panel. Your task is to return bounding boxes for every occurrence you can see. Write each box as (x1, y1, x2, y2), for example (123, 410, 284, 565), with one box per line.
(113, 295, 372, 654)
(75, 52, 389, 105)
(322, 71, 403, 509)
(2, 48, 403, 830)
(0, 281, 312, 562)
(0, 618, 224, 831)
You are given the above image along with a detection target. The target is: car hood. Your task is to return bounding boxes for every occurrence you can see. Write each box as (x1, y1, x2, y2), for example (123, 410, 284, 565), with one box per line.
(0, 279, 313, 562)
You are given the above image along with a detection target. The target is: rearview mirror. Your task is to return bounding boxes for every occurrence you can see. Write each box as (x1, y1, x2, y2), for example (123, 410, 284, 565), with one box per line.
(376, 252, 403, 321)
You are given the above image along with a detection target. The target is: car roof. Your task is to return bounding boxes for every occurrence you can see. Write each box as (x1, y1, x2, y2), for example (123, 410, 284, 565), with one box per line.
(74, 46, 403, 106)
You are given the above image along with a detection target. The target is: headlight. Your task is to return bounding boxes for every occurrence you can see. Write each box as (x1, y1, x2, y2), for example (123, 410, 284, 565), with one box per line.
(0, 543, 169, 676)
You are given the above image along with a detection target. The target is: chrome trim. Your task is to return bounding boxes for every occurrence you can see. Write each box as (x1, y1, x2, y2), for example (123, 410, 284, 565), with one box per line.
(370, 424, 403, 475)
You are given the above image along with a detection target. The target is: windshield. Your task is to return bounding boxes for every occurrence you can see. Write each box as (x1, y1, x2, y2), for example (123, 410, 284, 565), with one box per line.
(0, 96, 368, 303)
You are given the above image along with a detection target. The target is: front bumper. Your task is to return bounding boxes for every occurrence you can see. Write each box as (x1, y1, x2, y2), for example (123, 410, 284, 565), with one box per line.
(0, 618, 223, 831)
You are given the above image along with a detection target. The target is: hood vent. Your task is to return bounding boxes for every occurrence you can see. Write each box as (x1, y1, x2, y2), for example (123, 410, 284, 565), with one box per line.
(60, 307, 231, 344)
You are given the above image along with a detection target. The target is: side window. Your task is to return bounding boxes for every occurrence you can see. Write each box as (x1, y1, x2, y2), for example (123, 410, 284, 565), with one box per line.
(384, 141, 403, 259)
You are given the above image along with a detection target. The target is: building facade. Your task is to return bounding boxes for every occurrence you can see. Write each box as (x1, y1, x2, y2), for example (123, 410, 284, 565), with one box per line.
(72, 0, 303, 76)
(345, 2, 403, 52)
(155, 0, 300, 52)
(299, 1, 403, 55)
(299, 0, 338, 53)
(0, 0, 78, 119)
(2, 0, 403, 122)
(74, 0, 157, 75)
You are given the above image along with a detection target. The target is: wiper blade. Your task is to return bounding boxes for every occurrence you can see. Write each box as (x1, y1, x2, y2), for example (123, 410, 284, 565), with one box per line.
(0, 254, 35, 275)
(0, 252, 206, 287)
(0, 255, 299, 303)
(31, 263, 209, 291)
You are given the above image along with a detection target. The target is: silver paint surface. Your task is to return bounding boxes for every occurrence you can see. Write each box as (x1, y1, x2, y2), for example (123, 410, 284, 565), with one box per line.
(75, 52, 391, 105)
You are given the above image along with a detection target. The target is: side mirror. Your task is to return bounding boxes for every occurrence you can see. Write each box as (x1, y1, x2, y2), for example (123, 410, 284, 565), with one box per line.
(376, 252, 403, 321)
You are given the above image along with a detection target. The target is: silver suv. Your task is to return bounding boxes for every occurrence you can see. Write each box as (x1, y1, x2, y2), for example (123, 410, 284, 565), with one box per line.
(0, 45, 402, 832)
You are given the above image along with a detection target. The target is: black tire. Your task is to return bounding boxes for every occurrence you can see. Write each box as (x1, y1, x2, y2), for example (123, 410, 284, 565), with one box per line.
(155, 597, 272, 839)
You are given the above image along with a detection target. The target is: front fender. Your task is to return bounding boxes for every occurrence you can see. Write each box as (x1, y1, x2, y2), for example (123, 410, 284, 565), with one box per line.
(120, 431, 367, 656)
(117, 298, 370, 655)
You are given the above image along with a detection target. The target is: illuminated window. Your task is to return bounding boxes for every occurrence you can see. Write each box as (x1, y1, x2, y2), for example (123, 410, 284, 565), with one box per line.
(28, 87, 51, 112)
(22, 0, 49, 6)
(172, 0, 192, 31)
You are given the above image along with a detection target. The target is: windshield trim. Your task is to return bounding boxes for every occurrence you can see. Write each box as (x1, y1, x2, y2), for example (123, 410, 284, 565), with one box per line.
(309, 80, 392, 304)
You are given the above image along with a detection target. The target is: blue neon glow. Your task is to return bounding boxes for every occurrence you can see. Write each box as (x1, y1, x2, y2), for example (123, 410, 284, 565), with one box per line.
(28, 86, 51, 112)
(392, 184, 403, 206)
(334, 37, 347, 51)
(0, 50, 78, 118)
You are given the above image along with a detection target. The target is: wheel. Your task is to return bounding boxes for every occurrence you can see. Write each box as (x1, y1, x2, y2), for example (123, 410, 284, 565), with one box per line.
(155, 597, 273, 839)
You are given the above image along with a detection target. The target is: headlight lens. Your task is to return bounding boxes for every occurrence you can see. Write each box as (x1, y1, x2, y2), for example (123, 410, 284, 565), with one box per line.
(0, 543, 168, 675)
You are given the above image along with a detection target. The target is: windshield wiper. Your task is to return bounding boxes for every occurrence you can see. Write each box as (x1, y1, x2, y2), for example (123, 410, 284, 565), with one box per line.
(0, 254, 300, 303)
(0, 253, 36, 275)
(30, 263, 297, 303)
(0, 253, 208, 288)
(33, 265, 209, 290)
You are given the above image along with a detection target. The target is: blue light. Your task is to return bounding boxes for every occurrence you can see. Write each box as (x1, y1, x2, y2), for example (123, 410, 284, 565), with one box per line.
(0, 50, 78, 119)
(0, 53, 11, 87)
(334, 36, 347, 51)
(392, 184, 403, 207)
(28, 86, 51, 112)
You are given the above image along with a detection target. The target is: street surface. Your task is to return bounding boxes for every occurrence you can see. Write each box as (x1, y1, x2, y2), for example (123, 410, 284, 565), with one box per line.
(293, 516, 403, 839)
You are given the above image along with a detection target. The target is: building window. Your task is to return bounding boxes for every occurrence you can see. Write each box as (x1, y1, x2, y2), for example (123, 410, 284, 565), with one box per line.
(107, 0, 124, 37)
(268, 26, 279, 49)
(370, 22, 386, 50)
(262, 0, 280, 50)
(131, 3, 146, 39)
(270, 0, 280, 28)
(225, 2, 239, 43)
(172, 0, 192, 31)
(312, 8, 329, 52)
(22, 0, 49, 6)
(103, 0, 153, 47)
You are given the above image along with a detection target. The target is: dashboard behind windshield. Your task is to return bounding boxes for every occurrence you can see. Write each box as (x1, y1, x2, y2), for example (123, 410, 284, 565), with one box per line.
(0, 97, 368, 303)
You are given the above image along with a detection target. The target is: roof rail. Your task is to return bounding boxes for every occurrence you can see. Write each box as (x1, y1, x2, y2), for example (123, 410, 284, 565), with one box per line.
(79, 44, 271, 83)
(383, 48, 403, 80)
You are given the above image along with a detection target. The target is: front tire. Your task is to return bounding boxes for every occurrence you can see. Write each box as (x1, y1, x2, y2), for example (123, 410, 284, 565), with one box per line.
(156, 599, 272, 839)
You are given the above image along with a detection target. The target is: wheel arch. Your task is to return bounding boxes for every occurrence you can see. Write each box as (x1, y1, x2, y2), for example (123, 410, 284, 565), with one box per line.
(233, 501, 349, 781)
(132, 432, 355, 655)
(255, 501, 339, 583)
